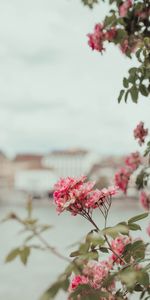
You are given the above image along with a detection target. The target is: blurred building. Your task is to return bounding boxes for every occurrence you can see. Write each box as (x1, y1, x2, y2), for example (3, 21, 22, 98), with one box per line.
(42, 149, 99, 178)
(13, 154, 57, 197)
(0, 151, 14, 189)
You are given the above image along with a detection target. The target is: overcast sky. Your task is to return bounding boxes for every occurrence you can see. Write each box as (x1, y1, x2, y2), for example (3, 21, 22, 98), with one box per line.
(0, 0, 149, 157)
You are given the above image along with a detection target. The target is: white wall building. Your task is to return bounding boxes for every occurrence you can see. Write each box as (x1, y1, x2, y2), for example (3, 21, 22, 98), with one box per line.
(42, 149, 99, 179)
(14, 169, 57, 195)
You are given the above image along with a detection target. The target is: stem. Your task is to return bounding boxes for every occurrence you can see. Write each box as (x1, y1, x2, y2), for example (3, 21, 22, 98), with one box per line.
(32, 228, 71, 263)
(104, 234, 126, 265)
(16, 216, 71, 263)
(86, 214, 99, 231)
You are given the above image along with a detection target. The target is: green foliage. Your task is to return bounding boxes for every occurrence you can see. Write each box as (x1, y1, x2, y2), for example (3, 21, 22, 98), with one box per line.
(103, 223, 129, 238)
(136, 170, 150, 190)
(144, 142, 150, 157)
(118, 40, 150, 103)
(128, 213, 149, 224)
(3, 199, 53, 265)
(5, 246, 31, 265)
(81, 0, 99, 8)
(40, 275, 70, 300)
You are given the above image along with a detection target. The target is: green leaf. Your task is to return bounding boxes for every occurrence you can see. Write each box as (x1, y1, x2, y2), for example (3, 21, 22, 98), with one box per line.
(124, 90, 130, 103)
(130, 85, 138, 103)
(19, 246, 30, 265)
(103, 224, 129, 238)
(128, 223, 141, 231)
(137, 271, 149, 287)
(139, 84, 149, 96)
(123, 78, 129, 88)
(118, 89, 125, 103)
(81, 0, 98, 8)
(5, 248, 20, 263)
(128, 213, 149, 224)
(40, 282, 61, 300)
(99, 247, 109, 253)
(70, 250, 80, 258)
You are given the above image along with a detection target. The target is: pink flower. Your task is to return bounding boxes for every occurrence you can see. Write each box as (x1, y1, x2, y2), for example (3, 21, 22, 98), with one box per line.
(69, 260, 116, 299)
(120, 38, 138, 54)
(120, 39, 129, 54)
(114, 167, 131, 193)
(87, 23, 105, 52)
(125, 151, 142, 171)
(146, 223, 150, 236)
(139, 191, 150, 211)
(87, 24, 117, 53)
(135, 8, 150, 20)
(69, 275, 89, 292)
(53, 176, 118, 216)
(105, 28, 117, 41)
(110, 235, 131, 263)
(134, 122, 148, 146)
(83, 260, 114, 290)
(119, 0, 132, 17)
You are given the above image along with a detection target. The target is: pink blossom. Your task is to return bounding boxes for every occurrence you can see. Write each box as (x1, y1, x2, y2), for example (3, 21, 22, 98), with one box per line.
(119, 0, 132, 17)
(134, 122, 148, 146)
(135, 8, 150, 20)
(110, 235, 131, 263)
(125, 151, 142, 171)
(69, 260, 116, 299)
(53, 176, 118, 215)
(83, 260, 113, 289)
(69, 275, 89, 292)
(146, 223, 150, 236)
(87, 23, 105, 52)
(114, 167, 131, 193)
(120, 39, 129, 54)
(120, 38, 138, 54)
(105, 28, 117, 41)
(87, 24, 117, 53)
(139, 191, 150, 211)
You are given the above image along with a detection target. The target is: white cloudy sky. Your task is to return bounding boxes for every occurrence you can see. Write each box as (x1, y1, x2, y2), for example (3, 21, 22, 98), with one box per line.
(0, 0, 149, 157)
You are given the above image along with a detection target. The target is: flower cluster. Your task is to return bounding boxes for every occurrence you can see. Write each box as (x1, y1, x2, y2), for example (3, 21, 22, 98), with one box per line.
(87, 1, 150, 58)
(69, 275, 89, 292)
(69, 260, 115, 299)
(53, 176, 118, 216)
(114, 167, 131, 193)
(125, 151, 142, 171)
(87, 23, 117, 53)
(115, 149, 142, 194)
(119, 0, 132, 18)
(134, 122, 148, 146)
(140, 191, 150, 211)
(110, 235, 131, 263)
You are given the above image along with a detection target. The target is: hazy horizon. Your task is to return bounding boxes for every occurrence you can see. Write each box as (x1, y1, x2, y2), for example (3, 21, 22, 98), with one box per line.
(0, 0, 150, 157)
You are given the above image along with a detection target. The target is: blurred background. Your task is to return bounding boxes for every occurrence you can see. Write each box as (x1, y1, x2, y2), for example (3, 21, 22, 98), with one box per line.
(0, 0, 150, 299)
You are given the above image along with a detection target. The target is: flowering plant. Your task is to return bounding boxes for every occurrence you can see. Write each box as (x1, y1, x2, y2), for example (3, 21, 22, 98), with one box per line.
(1, 1, 150, 299)
(44, 175, 149, 300)
(83, 0, 150, 103)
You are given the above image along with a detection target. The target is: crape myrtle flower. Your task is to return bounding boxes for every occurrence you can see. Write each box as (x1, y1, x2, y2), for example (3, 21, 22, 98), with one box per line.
(140, 191, 150, 211)
(87, 23, 117, 53)
(125, 151, 142, 171)
(53, 176, 118, 216)
(69, 260, 116, 299)
(114, 167, 131, 193)
(110, 235, 131, 264)
(119, 0, 133, 18)
(134, 122, 148, 146)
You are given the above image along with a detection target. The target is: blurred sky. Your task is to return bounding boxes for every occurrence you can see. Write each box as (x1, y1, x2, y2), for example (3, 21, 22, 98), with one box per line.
(0, 0, 150, 157)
